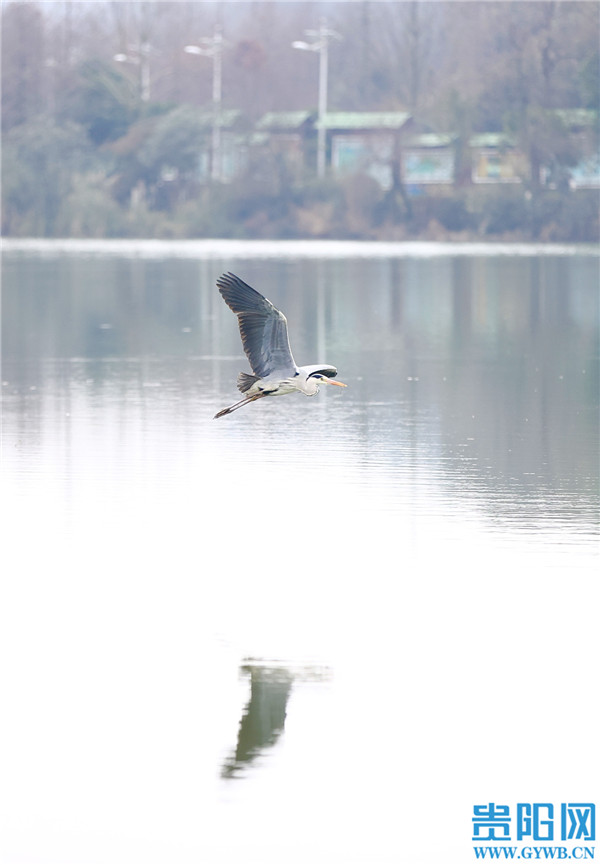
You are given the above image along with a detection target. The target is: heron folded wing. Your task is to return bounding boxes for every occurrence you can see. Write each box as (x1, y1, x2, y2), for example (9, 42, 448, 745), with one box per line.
(217, 272, 297, 379)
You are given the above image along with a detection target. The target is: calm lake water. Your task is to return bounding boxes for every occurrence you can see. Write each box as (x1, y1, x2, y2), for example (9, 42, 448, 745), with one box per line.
(2, 241, 599, 865)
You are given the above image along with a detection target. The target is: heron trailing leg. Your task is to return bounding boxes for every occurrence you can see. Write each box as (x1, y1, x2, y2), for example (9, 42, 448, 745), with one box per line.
(214, 391, 268, 419)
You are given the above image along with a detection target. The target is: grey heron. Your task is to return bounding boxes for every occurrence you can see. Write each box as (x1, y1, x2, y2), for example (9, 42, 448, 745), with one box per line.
(215, 272, 346, 418)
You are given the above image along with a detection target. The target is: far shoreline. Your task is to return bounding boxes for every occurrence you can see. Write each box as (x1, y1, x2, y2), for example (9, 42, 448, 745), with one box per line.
(3, 237, 599, 259)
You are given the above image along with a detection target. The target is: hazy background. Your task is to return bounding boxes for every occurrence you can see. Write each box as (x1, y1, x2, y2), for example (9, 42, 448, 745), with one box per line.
(2, 0, 598, 240)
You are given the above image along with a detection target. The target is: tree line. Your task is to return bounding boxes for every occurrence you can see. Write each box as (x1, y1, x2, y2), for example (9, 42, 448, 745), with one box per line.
(2, 0, 599, 241)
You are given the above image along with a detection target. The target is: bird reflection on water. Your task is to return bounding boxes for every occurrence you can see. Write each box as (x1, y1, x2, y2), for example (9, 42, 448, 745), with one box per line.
(221, 663, 331, 779)
(221, 665, 293, 779)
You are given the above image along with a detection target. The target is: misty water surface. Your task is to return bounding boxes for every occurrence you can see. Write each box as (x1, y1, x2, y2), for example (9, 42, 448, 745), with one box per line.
(2, 243, 598, 865)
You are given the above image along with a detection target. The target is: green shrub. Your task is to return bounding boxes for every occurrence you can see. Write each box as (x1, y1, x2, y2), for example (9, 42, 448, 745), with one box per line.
(481, 190, 530, 235)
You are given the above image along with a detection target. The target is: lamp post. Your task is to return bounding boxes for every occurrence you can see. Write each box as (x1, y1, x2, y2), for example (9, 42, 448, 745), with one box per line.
(185, 29, 225, 183)
(114, 41, 151, 103)
(293, 19, 341, 178)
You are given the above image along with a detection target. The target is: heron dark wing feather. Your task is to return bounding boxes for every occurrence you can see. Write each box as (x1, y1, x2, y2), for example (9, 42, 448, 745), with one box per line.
(301, 363, 339, 379)
(217, 272, 297, 378)
(216, 272, 273, 316)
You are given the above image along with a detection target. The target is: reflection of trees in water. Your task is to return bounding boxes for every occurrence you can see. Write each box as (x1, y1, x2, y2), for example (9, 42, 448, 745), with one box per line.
(221, 665, 293, 779)
(351, 256, 599, 515)
(5, 255, 597, 520)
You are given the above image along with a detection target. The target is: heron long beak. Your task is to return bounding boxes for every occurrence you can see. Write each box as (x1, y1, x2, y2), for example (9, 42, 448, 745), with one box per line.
(324, 379, 347, 387)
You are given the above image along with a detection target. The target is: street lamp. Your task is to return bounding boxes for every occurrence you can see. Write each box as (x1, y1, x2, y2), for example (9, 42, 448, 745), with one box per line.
(185, 29, 225, 183)
(293, 19, 341, 178)
(114, 42, 151, 102)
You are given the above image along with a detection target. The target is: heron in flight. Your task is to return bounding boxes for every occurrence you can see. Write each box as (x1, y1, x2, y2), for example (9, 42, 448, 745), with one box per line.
(215, 272, 346, 419)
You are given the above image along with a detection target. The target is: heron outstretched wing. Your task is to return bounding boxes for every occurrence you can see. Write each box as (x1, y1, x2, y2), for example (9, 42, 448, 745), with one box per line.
(217, 273, 298, 378)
